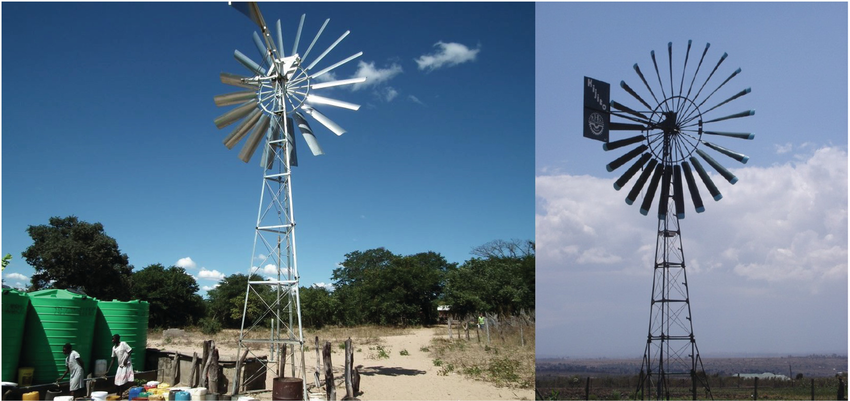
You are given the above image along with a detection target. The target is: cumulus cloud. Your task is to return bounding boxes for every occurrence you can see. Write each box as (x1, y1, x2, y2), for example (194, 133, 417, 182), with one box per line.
(775, 143, 793, 154)
(4, 272, 28, 282)
(197, 268, 225, 281)
(351, 61, 402, 91)
(312, 282, 335, 291)
(537, 146, 848, 288)
(415, 41, 480, 71)
(408, 95, 425, 105)
(202, 284, 220, 292)
(175, 257, 197, 269)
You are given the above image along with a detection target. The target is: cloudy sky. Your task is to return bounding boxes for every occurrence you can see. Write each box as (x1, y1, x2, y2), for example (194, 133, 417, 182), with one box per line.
(536, 2, 847, 357)
(2, 3, 534, 294)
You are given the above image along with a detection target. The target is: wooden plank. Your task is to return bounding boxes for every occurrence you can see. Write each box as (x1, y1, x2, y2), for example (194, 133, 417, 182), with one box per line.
(323, 342, 336, 401)
(344, 338, 353, 399)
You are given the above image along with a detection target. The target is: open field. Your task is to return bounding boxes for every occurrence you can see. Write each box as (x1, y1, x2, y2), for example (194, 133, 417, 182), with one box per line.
(536, 355, 848, 400)
(146, 323, 534, 400)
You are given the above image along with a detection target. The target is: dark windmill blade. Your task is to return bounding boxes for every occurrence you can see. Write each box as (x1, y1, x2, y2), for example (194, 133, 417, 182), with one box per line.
(696, 149, 738, 184)
(214, 100, 258, 129)
(703, 87, 751, 114)
(603, 135, 644, 151)
(626, 158, 658, 205)
(702, 141, 749, 164)
(667, 42, 674, 102)
(678, 40, 692, 100)
(704, 131, 754, 140)
(606, 144, 648, 172)
(690, 157, 722, 201)
(620, 81, 653, 111)
(614, 153, 651, 190)
(223, 108, 262, 149)
(611, 101, 650, 122)
(238, 114, 271, 163)
(681, 161, 705, 213)
(673, 165, 686, 219)
(650, 50, 667, 101)
(684, 43, 711, 101)
(704, 110, 755, 123)
(634, 64, 659, 104)
(640, 163, 664, 216)
(692, 52, 728, 103)
(214, 91, 257, 107)
(220, 72, 259, 89)
(234, 49, 265, 75)
(657, 164, 672, 220)
(292, 111, 323, 156)
(696, 68, 743, 111)
(610, 122, 647, 131)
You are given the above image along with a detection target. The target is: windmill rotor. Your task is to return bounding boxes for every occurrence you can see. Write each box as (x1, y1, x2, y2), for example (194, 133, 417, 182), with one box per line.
(603, 41, 754, 219)
(214, 4, 366, 165)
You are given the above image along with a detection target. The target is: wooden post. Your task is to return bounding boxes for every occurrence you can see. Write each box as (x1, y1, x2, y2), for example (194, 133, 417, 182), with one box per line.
(208, 348, 219, 395)
(344, 338, 353, 399)
(753, 377, 758, 400)
(170, 352, 179, 387)
(352, 366, 360, 396)
(811, 378, 814, 400)
(201, 340, 215, 389)
(323, 342, 336, 401)
(519, 318, 525, 347)
(232, 348, 248, 396)
(585, 377, 590, 400)
(463, 321, 470, 341)
(314, 336, 322, 389)
(448, 317, 453, 339)
(485, 315, 491, 345)
(189, 352, 199, 387)
(279, 344, 286, 378)
(838, 377, 845, 401)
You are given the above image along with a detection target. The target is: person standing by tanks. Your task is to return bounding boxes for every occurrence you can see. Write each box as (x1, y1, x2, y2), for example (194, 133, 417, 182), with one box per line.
(105, 334, 134, 395)
(57, 343, 85, 398)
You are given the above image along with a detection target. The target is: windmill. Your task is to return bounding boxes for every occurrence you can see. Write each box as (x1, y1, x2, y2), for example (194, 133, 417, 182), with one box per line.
(213, 3, 365, 398)
(584, 41, 754, 400)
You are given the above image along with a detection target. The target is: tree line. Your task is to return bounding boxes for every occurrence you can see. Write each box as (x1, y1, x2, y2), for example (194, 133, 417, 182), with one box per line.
(9, 216, 534, 329)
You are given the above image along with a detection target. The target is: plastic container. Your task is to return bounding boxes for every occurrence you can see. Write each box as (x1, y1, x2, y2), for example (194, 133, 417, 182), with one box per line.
(189, 387, 206, 400)
(46, 388, 63, 401)
(91, 300, 149, 375)
(129, 386, 145, 401)
(92, 391, 108, 401)
(22, 391, 39, 400)
(107, 395, 121, 401)
(2, 288, 30, 382)
(17, 367, 34, 386)
(19, 289, 97, 385)
(54, 396, 75, 401)
(174, 391, 191, 401)
(94, 359, 108, 376)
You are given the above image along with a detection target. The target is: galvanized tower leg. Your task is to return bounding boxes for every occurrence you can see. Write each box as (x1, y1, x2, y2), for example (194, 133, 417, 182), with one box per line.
(636, 193, 712, 400)
(235, 115, 307, 400)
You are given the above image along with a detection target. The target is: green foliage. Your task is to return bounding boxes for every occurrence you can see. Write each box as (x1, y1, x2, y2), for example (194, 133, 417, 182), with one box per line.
(199, 317, 222, 335)
(332, 248, 454, 326)
(23, 216, 133, 300)
(433, 359, 443, 367)
(444, 240, 535, 316)
(399, 349, 409, 356)
(300, 285, 339, 329)
(419, 346, 430, 352)
(2, 253, 11, 271)
(487, 357, 521, 384)
(131, 264, 205, 328)
(205, 273, 272, 329)
(376, 345, 389, 359)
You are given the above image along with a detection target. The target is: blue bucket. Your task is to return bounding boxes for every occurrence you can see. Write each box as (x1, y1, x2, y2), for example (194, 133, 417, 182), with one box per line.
(129, 387, 145, 401)
(174, 391, 191, 401)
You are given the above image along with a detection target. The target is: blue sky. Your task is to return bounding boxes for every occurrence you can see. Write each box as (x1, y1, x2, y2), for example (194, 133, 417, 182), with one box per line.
(2, 3, 534, 294)
(536, 3, 847, 357)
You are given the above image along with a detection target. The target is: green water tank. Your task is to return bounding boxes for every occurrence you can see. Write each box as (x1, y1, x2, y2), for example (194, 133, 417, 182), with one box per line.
(92, 299, 149, 374)
(19, 289, 98, 385)
(2, 288, 31, 381)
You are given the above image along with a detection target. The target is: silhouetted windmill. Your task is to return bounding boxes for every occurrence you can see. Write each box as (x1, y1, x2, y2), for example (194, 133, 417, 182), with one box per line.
(584, 40, 754, 400)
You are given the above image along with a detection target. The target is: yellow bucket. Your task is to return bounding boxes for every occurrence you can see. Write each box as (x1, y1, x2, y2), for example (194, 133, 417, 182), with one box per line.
(22, 391, 39, 400)
(17, 367, 34, 387)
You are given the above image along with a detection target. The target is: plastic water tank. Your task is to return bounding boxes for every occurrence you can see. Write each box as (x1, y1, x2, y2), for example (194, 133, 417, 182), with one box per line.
(1, 288, 29, 382)
(91, 299, 149, 374)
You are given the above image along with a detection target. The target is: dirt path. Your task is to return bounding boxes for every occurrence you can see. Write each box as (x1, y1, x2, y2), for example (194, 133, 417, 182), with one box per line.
(354, 327, 532, 400)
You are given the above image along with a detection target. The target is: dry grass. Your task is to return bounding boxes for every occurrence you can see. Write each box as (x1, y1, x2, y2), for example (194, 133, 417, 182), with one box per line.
(428, 318, 535, 389)
(304, 325, 413, 347)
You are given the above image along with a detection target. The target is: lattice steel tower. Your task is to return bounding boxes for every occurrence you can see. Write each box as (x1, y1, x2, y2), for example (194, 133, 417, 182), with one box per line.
(584, 40, 754, 400)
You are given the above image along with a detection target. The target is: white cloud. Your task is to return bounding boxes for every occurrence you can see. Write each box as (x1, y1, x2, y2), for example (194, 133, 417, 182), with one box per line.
(202, 284, 220, 292)
(775, 143, 793, 154)
(351, 61, 402, 91)
(381, 87, 398, 102)
(415, 41, 480, 71)
(4, 272, 28, 281)
(197, 268, 225, 281)
(175, 257, 197, 269)
(408, 95, 425, 105)
(537, 145, 848, 288)
(312, 282, 335, 291)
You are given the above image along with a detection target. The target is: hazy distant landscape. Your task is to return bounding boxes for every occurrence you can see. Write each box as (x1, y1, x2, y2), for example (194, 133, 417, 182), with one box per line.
(537, 354, 848, 377)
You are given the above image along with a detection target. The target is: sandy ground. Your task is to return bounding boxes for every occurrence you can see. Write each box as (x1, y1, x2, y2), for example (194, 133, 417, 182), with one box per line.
(147, 327, 532, 401)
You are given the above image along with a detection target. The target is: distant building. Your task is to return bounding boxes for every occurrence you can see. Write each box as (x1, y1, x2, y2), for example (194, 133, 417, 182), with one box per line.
(735, 372, 791, 381)
(437, 305, 451, 322)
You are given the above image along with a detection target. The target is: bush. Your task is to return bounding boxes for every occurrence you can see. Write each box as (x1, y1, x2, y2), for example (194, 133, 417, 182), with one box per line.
(199, 317, 222, 335)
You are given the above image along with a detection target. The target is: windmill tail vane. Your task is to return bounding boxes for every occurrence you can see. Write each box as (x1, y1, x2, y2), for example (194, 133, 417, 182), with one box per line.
(215, 1, 366, 166)
(585, 40, 754, 219)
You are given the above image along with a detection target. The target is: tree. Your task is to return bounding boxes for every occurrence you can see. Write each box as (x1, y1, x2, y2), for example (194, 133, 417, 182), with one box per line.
(299, 285, 340, 329)
(205, 273, 274, 329)
(23, 216, 133, 300)
(131, 264, 205, 328)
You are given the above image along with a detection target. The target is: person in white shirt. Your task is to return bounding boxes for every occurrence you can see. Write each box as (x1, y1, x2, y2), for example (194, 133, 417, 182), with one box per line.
(105, 334, 134, 395)
(57, 343, 84, 398)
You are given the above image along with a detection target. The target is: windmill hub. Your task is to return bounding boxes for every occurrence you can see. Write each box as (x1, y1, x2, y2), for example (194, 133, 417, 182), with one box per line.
(660, 111, 678, 134)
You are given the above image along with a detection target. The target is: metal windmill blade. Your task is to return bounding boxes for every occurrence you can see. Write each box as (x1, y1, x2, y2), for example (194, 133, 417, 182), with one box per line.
(599, 40, 754, 218)
(214, 2, 366, 165)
